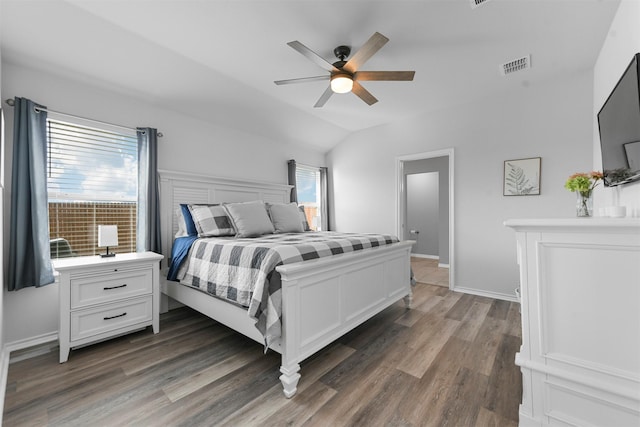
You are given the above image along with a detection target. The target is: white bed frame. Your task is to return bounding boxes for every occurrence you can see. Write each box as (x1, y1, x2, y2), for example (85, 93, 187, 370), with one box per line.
(158, 170, 413, 397)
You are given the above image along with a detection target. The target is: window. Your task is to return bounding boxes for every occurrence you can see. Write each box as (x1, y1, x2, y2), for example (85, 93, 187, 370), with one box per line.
(47, 119, 138, 258)
(295, 164, 324, 231)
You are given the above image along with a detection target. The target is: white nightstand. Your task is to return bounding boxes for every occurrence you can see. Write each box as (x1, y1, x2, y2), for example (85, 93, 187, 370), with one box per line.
(53, 251, 164, 363)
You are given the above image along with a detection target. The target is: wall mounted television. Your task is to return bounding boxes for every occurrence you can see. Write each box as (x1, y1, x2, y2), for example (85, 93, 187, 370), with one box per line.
(597, 52, 640, 187)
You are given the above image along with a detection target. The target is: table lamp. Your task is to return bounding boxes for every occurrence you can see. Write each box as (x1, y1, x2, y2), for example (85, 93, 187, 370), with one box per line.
(98, 225, 118, 258)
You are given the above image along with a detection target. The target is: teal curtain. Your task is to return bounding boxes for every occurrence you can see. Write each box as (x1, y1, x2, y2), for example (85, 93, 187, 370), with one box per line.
(136, 127, 161, 255)
(320, 166, 329, 231)
(287, 159, 297, 203)
(8, 97, 55, 291)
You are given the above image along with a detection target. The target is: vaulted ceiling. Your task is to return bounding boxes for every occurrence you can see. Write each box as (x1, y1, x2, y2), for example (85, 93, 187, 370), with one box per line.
(1, 0, 621, 151)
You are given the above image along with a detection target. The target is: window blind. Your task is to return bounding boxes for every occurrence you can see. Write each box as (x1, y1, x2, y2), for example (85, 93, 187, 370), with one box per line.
(47, 119, 138, 258)
(295, 165, 319, 202)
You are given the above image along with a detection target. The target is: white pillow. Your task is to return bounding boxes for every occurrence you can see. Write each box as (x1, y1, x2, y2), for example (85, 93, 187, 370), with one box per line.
(175, 207, 188, 237)
(267, 203, 304, 233)
(223, 201, 275, 238)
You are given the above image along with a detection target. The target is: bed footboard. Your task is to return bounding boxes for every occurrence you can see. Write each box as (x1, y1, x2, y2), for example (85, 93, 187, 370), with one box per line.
(276, 240, 413, 397)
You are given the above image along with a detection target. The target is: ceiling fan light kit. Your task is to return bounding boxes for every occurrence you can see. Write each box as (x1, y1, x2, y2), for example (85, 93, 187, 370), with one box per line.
(275, 32, 415, 107)
(330, 73, 353, 93)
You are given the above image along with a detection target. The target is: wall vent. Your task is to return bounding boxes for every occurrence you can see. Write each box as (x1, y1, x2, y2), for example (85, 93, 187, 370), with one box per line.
(500, 55, 531, 76)
(470, 0, 492, 9)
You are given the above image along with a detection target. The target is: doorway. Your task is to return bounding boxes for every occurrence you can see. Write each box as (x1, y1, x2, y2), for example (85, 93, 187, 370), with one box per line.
(396, 149, 454, 289)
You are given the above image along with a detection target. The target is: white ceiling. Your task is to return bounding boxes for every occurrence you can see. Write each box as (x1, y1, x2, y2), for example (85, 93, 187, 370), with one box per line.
(1, 0, 621, 152)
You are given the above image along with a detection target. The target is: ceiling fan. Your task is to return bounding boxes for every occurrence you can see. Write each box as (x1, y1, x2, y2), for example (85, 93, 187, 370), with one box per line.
(274, 32, 415, 108)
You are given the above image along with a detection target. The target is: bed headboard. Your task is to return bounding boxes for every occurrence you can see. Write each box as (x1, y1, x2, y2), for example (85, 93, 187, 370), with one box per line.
(158, 170, 292, 262)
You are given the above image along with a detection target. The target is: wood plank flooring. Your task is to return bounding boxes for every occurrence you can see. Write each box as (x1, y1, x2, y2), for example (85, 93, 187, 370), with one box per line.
(411, 257, 449, 288)
(3, 282, 522, 426)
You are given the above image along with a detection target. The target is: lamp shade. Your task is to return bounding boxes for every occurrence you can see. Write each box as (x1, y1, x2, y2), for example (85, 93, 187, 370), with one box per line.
(330, 73, 353, 94)
(98, 225, 118, 248)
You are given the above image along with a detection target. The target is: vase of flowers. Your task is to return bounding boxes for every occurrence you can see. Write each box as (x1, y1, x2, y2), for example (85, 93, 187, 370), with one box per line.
(564, 171, 604, 217)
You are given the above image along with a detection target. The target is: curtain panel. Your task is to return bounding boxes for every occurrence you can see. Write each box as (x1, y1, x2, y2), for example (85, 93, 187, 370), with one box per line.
(287, 159, 297, 203)
(320, 166, 330, 231)
(136, 127, 162, 256)
(8, 97, 55, 291)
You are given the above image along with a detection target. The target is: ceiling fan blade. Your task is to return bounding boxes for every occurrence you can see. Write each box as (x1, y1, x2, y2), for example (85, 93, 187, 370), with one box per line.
(352, 81, 378, 106)
(343, 32, 389, 74)
(274, 75, 329, 85)
(314, 86, 334, 108)
(287, 41, 339, 73)
(354, 71, 415, 81)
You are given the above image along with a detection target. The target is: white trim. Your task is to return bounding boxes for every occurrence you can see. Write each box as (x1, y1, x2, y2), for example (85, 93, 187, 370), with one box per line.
(0, 335, 60, 426)
(438, 263, 450, 269)
(452, 285, 518, 302)
(0, 345, 9, 426)
(410, 253, 438, 260)
(396, 148, 455, 290)
(5, 331, 58, 355)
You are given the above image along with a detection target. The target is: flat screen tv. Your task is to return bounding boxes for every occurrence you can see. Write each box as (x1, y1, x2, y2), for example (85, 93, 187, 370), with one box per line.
(597, 52, 640, 186)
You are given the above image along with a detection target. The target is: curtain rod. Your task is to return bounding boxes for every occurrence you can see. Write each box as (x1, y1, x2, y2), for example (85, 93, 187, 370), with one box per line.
(4, 98, 163, 137)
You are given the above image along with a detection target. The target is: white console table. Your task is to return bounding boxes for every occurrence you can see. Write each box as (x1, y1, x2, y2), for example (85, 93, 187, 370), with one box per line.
(505, 218, 640, 427)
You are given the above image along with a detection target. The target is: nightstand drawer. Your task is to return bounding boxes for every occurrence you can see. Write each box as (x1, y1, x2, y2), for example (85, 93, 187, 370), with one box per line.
(70, 296, 152, 342)
(71, 268, 152, 309)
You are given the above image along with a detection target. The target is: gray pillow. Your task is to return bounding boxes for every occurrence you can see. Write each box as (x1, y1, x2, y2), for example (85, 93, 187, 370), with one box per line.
(267, 203, 304, 233)
(223, 201, 275, 238)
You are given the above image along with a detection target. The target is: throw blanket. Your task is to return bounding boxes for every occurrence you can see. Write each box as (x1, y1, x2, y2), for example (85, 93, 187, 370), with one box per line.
(175, 232, 399, 347)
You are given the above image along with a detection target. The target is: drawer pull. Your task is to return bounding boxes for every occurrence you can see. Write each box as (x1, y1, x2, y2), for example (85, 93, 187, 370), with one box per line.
(104, 312, 127, 320)
(104, 284, 127, 290)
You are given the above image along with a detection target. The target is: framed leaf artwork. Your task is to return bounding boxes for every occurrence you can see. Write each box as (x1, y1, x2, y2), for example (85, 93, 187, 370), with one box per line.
(503, 157, 541, 196)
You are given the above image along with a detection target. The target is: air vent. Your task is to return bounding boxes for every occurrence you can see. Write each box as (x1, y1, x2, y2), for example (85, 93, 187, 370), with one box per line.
(470, 0, 492, 9)
(500, 55, 531, 76)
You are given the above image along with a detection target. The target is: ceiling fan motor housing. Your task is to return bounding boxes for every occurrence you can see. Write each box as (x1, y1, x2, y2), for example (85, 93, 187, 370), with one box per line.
(333, 45, 351, 62)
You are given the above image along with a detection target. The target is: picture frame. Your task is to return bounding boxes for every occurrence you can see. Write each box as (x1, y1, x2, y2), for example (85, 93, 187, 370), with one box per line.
(503, 157, 541, 196)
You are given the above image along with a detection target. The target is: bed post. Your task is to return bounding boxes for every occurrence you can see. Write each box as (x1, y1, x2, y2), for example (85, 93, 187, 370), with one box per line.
(403, 289, 413, 308)
(279, 277, 301, 398)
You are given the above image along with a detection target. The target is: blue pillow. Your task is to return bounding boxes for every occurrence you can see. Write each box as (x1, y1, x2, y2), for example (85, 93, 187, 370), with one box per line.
(180, 204, 198, 236)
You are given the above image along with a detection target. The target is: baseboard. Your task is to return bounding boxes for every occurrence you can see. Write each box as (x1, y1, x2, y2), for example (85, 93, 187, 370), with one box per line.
(0, 334, 58, 424)
(438, 263, 450, 269)
(5, 332, 58, 363)
(452, 285, 519, 302)
(411, 254, 439, 260)
(0, 345, 9, 426)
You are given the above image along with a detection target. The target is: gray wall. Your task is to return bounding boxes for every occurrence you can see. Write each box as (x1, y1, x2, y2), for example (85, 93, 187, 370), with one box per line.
(406, 173, 439, 257)
(404, 156, 449, 265)
(327, 70, 594, 300)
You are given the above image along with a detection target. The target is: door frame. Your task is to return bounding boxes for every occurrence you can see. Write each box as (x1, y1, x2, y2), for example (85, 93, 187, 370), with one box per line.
(396, 148, 455, 289)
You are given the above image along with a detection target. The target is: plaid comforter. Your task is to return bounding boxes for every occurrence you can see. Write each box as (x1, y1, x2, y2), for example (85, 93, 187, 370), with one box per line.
(176, 231, 399, 347)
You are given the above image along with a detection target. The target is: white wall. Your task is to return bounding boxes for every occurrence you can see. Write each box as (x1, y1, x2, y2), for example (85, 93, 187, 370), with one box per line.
(1, 61, 325, 346)
(0, 1, 7, 419)
(593, 0, 640, 215)
(327, 70, 594, 300)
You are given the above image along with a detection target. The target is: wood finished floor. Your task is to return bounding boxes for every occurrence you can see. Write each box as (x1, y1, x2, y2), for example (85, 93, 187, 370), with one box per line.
(411, 257, 449, 288)
(4, 283, 522, 427)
